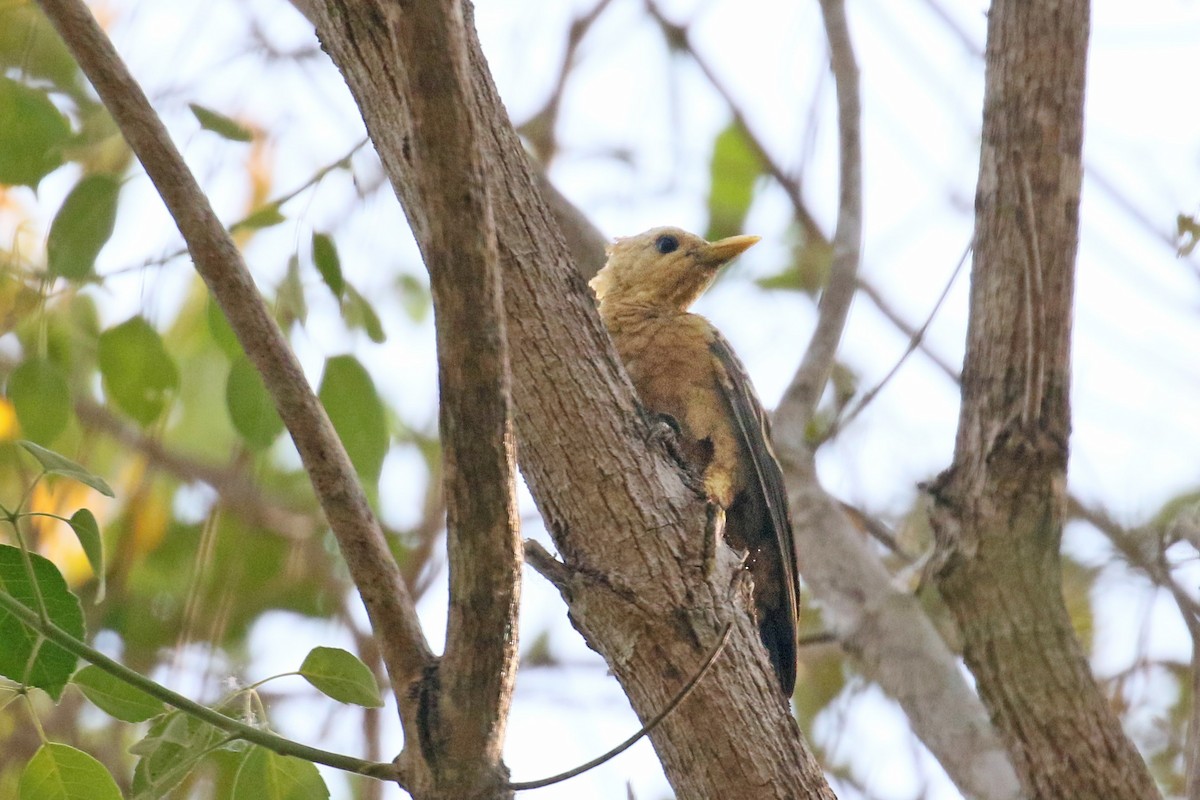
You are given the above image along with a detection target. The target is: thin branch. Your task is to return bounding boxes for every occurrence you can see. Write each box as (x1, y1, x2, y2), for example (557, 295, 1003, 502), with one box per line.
(856, 277, 962, 383)
(643, 2, 825, 246)
(507, 622, 733, 792)
(73, 398, 319, 541)
(34, 0, 432, 717)
(105, 137, 369, 280)
(518, 0, 616, 164)
(523, 540, 572, 591)
(0, 592, 398, 782)
(825, 242, 971, 439)
(775, 0, 863, 435)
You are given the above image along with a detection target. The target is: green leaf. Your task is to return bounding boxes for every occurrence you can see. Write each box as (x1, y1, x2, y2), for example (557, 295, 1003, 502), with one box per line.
(206, 298, 242, 359)
(98, 316, 179, 425)
(17, 441, 114, 497)
(189, 103, 253, 143)
(275, 255, 308, 327)
(232, 747, 328, 800)
(0, 545, 84, 700)
(792, 643, 845, 730)
(46, 174, 121, 281)
(298, 646, 383, 707)
(231, 204, 286, 234)
(704, 121, 762, 242)
(342, 285, 386, 344)
(0, 76, 71, 188)
(8, 358, 70, 444)
(311, 233, 344, 299)
(65, 509, 104, 603)
(19, 742, 122, 800)
(73, 664, 162, 722)
(396, 273, 431, 323)
(131, 712, 226, 799)
(317, 356, 387, 488)
(226, 357, 284, 450)
(754, 229, 833, 297)
(0, 7, 81, 94)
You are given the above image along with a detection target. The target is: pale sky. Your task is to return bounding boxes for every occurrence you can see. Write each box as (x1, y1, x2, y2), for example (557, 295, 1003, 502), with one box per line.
(10, 0, 1200, 797)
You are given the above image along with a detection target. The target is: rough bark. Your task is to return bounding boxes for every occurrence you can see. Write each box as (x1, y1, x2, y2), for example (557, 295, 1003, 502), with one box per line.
(304, 0, 835, 797)
(383, 2, 521, 798)
(928, 1, 1160, 797)
(549, 165, 1021, 800)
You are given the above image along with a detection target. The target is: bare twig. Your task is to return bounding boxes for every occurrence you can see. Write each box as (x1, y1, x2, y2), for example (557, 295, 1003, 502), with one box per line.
(35, 0, 432, 719)
(73, 398, 319, 540)
(519, 0, 616, 164)
(507, 622, 733, 791)
(105, 137, 369, 279)
(775, 0, 863, 437)
(856, 277, 962, 382)
(643, 2, 825, 246)
(1067, 498, 1200, 795)
(825, 242, 971, 439)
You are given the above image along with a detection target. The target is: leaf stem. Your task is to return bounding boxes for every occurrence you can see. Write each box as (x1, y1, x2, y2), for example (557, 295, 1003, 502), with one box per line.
(0, 592, 400, 783)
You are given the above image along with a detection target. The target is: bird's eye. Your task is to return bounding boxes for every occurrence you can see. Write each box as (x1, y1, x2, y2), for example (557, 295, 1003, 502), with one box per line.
(655, 234, 679, 254)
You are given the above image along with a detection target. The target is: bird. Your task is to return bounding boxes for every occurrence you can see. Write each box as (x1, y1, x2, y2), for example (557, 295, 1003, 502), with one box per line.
(590, 226, 799, 696)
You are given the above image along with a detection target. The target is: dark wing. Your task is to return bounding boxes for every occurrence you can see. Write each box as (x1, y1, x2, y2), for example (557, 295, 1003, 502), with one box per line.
(709, 332, 799, 695)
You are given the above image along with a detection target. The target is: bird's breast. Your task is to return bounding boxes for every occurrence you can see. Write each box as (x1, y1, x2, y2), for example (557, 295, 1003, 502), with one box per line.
(604, 311, 724, 466)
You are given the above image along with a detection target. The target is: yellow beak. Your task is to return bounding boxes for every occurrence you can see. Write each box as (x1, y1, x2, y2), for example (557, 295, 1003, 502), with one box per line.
(705, 234, 761, 266)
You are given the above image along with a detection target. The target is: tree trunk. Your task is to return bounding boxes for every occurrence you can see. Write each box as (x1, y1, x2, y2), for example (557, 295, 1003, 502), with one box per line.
(929, 1, 1160, 797)
(302, 0, 836, 797)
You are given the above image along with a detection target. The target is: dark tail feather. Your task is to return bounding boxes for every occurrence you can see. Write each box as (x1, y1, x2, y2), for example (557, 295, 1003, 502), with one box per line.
(759, 612, 797, 696)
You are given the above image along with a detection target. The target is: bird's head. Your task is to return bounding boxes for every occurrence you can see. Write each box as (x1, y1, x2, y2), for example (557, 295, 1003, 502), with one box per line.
(590, 226, 761, 312)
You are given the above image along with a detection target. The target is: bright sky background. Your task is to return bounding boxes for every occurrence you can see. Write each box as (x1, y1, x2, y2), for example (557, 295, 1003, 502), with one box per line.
(16, 0, 1200, 797)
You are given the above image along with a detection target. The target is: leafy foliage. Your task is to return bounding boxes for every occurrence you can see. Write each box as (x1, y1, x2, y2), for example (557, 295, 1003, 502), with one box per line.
(97, 317, 180, 425)
(705, 122, 763, 242)
(73, 664, 163, 722)
(46, 175, 122, 280)
(232, 747, 329, 800)
(298, 646, 383, 708)
(318, 355, 388, 493)
(19, 743, 122, 800)
(0, 546, 84, 701)
(190, 103, 255, 143)
(0, 76, 71, 188)
(8, 360, 70, 445)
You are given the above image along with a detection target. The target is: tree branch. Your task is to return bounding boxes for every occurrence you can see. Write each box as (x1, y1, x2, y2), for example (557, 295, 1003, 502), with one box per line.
(774, 0, 863, 437)
(72, 398, 319, 542)
(927, 0, 1160, 795)
(0, 592, 398, 782)
(529, 145, 1020, 800)
(304, 0, 835, 796)
(384, 1, 521, 795)
(34, 0, 432, 729)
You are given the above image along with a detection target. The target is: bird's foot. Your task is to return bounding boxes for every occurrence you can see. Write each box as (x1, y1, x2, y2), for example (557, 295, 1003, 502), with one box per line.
(648, 412, 705, 493)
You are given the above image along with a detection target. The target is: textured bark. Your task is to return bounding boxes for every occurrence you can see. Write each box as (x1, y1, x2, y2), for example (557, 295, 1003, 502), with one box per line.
(304, 0, 834, 797)
(928, 1, 1160, 798)
(547, 164, 1020, 800)
(382, 2, 520, 798)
